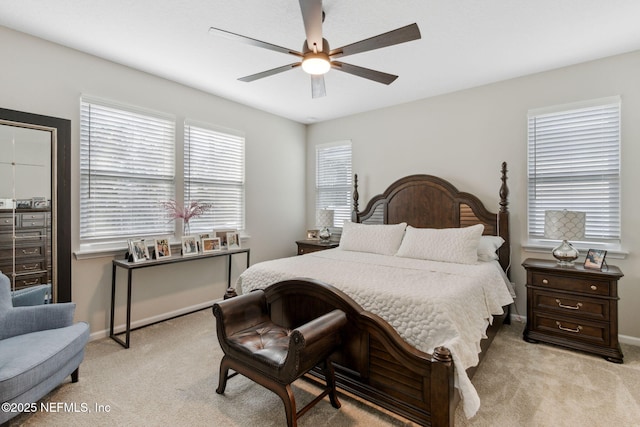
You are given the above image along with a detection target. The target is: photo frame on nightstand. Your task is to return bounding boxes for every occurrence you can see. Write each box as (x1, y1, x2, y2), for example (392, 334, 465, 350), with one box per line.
(584, 249, 607, 270)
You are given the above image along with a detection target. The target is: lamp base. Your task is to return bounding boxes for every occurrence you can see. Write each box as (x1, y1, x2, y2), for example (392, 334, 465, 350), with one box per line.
(552, 240, 579, 266)
(318, 226, 331, 243)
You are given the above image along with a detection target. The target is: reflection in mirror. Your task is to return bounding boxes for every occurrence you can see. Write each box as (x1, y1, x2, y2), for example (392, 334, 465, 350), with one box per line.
(0, 122, 54, 302)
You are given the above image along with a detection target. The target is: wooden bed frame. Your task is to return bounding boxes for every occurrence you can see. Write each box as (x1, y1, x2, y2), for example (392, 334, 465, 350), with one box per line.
(262, 162, 510, 427)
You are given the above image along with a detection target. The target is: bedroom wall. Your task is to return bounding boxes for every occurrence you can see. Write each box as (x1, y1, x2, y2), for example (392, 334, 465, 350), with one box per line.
(306, 49, 640, 343)
(0, 26, 306, 338)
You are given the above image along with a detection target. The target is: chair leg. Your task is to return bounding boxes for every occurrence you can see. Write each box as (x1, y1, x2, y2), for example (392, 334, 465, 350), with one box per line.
(273, 383, 298, 427)
(71, 367, 79, 383)
(216, 356, 230, 394)
(321, 360, 341, 409)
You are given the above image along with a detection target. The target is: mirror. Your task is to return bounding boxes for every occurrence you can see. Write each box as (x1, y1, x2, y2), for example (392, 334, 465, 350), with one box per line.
(0, 108, 71, 303)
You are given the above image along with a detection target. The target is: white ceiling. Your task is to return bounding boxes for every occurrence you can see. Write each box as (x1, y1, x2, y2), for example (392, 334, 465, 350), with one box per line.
(2, 0, 640, 124)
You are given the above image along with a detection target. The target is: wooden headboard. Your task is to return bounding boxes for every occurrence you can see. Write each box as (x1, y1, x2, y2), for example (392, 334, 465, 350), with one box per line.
(352, 162, 510, 275)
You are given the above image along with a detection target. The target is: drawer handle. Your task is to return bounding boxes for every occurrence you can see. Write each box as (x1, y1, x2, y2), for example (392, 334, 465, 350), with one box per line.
(556, 321, 582, 334)
(22, 279, 41, 286)
(542, 279, 549, 284)
(22, 264, 39, 271)
(21, 249, 39, 255)
(590, 285, 597, 291)
(555, 299, 582, 310)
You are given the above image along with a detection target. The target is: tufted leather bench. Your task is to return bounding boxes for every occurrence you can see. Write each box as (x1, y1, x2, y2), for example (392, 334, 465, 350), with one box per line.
(213, 289, 347, 427)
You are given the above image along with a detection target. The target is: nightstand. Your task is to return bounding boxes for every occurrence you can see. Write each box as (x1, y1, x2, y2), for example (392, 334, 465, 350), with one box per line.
(296, 239, 339, 255)
(522, 258, 624, 363)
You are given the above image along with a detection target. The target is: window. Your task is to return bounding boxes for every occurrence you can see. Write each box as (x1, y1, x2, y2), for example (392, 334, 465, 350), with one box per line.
(184, 122, 245, 232)
(316, 141, 352, 227)
(80, 98, 175, 241)
(527, 96, 621, 246)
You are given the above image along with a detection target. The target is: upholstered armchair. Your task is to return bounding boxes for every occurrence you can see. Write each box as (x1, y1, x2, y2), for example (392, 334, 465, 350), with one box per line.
(0, 273, 89, 425)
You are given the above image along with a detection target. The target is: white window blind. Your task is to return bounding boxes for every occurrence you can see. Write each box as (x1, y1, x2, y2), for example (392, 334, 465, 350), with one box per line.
(316, 141, 352, 227)
(184, 122, 245, 232)
(527, 97, 621, 244)
(80, 98, 176, 240)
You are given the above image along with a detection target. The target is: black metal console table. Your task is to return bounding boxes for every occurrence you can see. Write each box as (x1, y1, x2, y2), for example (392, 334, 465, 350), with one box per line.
(110, 247, 250, 348)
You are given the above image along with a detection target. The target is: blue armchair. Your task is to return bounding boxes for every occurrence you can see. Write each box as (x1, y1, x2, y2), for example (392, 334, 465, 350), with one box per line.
(0, 273, 89, 425)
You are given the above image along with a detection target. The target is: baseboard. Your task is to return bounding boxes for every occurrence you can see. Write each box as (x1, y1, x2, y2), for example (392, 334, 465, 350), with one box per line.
(619, 334, 640, 347)
(89, 298, 222, 342)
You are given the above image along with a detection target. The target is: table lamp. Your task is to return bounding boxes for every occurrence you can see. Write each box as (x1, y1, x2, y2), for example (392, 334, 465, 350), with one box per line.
(544, 210, 586, 266)
(316, 209, 334, 243)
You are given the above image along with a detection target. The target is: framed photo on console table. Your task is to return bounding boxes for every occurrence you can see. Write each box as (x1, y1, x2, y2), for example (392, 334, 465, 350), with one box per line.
(227, 231, 240, 249)
(215, 229, 236, 248)
(584, 249, 607, 270)
(154, 238, 171, 258)
(201, 237, 221, 253)
(181, 236, 199, 256)
(128, 239, 149, 262)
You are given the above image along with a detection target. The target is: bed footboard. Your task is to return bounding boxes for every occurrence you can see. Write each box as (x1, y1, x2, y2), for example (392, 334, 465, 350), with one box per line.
(263, 279, 457, 427)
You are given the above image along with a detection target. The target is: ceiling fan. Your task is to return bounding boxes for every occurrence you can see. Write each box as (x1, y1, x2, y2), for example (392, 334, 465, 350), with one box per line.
(208, 0, 421, 98)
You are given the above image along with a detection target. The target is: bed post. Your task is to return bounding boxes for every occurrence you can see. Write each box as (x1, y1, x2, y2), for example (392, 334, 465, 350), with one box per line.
(498, 162, 510, 277)
(351, 173, 360, 222)
(430, 347, 455, 427)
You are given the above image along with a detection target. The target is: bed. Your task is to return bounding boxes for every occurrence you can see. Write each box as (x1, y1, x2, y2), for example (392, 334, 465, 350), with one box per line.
(236, 162, 512, 426)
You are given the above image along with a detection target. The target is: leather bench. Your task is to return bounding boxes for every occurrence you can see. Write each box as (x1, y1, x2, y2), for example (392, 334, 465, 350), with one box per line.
(213, 289, 347, 427)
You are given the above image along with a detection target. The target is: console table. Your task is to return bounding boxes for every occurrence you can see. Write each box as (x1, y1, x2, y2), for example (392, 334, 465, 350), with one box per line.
(110, 247, 250, 348)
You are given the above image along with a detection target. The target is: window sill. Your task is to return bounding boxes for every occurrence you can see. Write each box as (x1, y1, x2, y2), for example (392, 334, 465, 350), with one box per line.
(74, 233, 251, 260)
(522, 242, 628, 260)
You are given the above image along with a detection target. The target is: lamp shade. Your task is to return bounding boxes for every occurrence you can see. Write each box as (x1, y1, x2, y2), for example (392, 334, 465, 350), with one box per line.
(544, 210, 586, 241)
(316, 209, 334, 228)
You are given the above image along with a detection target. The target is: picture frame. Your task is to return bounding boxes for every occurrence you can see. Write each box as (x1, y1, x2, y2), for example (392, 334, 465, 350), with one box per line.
(214, 229, 236, 248)
(16, 199, 32, 209)
(201, 237, 221, 253)
(307, 229, 319, 240)
(128, 239, 149, 262)
(181, 236, 199, 256)
(154, 238, 171, 258)
(584, 249, 607, 270)
(197, 233, 211, 251)
(227, 231, 240, 250)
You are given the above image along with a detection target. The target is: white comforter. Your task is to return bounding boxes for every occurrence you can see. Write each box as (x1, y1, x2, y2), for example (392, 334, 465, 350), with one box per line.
(237, 249, 514, 418)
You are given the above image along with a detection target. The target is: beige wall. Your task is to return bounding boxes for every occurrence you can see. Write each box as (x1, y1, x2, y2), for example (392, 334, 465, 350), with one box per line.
(306, 50, 640, 343)
(0, 26, 306, 338)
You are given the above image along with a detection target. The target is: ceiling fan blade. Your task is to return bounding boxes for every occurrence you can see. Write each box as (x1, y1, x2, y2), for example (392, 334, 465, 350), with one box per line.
(299, 0, 324, 51)
(238, 63, 301, 82)
(329, 23, 421, 59)
(311, 74, 326, 98)
(209, 27, 303, 57)
(331, 61, 398, 85)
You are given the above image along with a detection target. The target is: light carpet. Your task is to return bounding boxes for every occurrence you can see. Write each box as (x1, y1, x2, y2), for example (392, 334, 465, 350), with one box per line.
(7, 309, 640, 426)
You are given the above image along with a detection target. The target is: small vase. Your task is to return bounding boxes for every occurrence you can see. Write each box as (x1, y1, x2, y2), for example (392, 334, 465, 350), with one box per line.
(183, 221, 190, 236)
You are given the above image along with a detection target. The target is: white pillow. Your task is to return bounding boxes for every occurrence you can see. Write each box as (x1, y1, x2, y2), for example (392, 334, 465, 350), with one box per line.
(339, 222, 407, 255)
(395, 224, 484, 264)
(477, 235, 505, 262)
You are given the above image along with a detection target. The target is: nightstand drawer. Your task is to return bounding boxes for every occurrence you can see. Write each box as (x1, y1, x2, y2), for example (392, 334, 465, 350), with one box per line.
(531, 272, 610, 296)
(296, 240, 339, 255)
(532, 289, 609, 321)
(532, 312, 609, 346)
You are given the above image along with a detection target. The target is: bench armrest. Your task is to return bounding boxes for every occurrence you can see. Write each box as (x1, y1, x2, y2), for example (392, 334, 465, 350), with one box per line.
(213, 290, 270, 338)
(292, 309, 347, 348)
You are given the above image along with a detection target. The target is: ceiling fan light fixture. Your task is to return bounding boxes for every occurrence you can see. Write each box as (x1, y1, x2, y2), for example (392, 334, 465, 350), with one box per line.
(302, 52, 331, 75)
